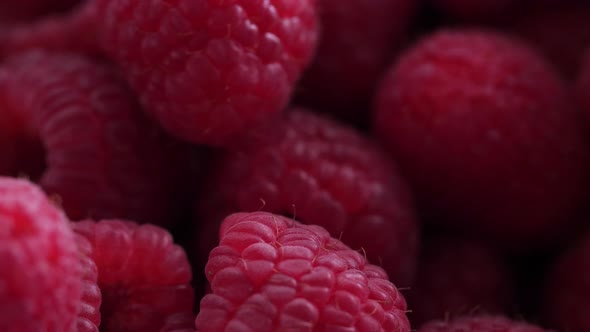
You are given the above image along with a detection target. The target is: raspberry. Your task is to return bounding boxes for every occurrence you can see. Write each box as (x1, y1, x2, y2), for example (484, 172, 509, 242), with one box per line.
(297, 0, 415, 119)
(511, 5, 590, 80)
(92, 0, 318, 146)
(72, 219, 195, 332)
(196, 212, 410, 332)
(406, 236, 514, 327)
(0, 176, 80, 331)
(74, 232, 101, 332)
(373, 30, 590, 248)
(0, 51, 188, 225)
(541, 230, 590, 331)
(196, 109, 419, 286)
(418, 315, 549, 332)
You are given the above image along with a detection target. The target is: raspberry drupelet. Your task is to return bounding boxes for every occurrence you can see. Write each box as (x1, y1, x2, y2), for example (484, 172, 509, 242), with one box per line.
(73, 232, 101, 332)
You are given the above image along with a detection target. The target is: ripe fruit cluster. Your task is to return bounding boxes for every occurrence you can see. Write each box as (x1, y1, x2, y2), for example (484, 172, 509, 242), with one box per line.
(1, 1, 590, 331)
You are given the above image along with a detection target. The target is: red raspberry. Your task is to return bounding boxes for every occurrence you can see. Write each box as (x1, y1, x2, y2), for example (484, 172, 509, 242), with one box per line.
(431, 0, 518, 21)
(406, 236, 514, 328)
(92, 0, 318, 146)
(418, 315, 549, 332)
(72, 219, 195, 332)
(511, 5, 590, 80)
(576, 50, 590, 117)
(297, 0, 415, 119)
(196, 212, 410, 332)
(0, 51, 188, 225)
(74, 232, 102, 332)
(0, 176, 80, 331)
(196, 109, 419, 286)
(373, 30, 590, 248)
(541, 231, 590, 331)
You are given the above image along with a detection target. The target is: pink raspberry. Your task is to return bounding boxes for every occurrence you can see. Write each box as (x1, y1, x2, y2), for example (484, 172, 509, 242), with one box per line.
(373, 30, 590, 248)
(406, 236, 514, 327)
(511, 4, 590, 80)
(541, 230, 590, 331)
(418, 315, 549, 332)
(0, 51, 188, 225)
(196, 109, 419, 286)
(196, 212, 410, 332)
(92, 0, 319, 146)
(72, 219, 195, 332)
(0, 176, 80, 331)
(74, 232, 101, 332)
(297, 0, 415, 120)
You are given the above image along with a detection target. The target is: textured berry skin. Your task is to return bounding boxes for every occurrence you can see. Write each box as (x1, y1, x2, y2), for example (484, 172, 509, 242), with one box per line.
(93, 0, 318, 145)
(74, 232, 102, 332)
(196, 212, 410, 332)
(374, 30, 590, 248)
(0, 51, 188, 225)
(541, 231, 590, 331)
(72, 219, 195, 332)
(406, 236, 514, 328)
(196, 109, 419, 286)
(297, 0, 414, 118)
(432, 0, 517, 21)
(511, 5, 590, 80)
(418, 316, 549, 332)
(0, 177, 80, 331)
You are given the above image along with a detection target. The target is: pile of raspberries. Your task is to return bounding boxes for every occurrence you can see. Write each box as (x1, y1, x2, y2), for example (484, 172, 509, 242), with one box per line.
(2, 0, 590, 331)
